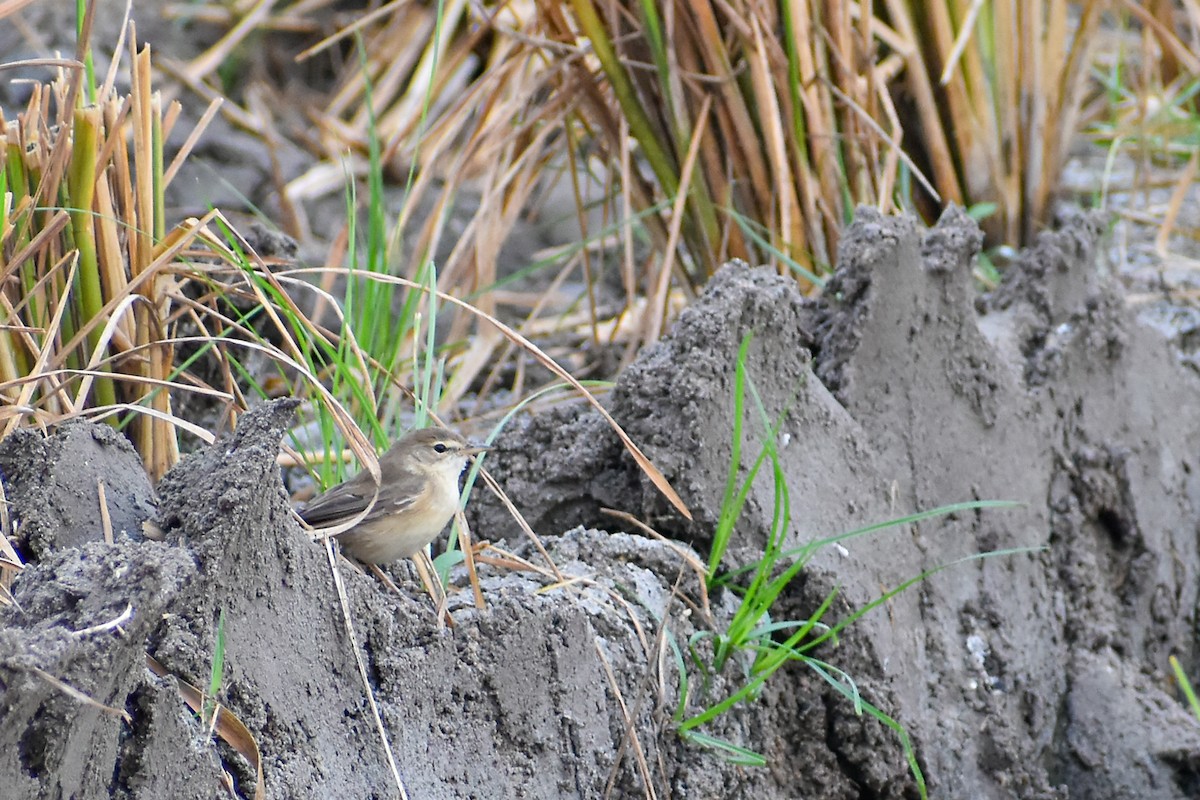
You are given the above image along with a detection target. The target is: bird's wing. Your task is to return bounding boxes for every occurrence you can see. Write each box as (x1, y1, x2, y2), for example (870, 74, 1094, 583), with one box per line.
(298, 479, 378, 526)
(298, 471, 423, 526)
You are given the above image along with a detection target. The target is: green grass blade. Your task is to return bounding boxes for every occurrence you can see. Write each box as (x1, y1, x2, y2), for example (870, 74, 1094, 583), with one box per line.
(719, 500, 1023, 583)
(1170, 655, 1200, 722)
(800, 547, 1043, 654)
(805, 658, 926, 798)
(203, 608, 227, 726)
(709, 332, 754, 577)
(679, 730, 766, 767)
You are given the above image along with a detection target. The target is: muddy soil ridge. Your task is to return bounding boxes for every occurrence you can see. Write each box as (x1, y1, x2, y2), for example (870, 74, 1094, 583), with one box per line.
(474, 205, 1200, 797)
(2, 207, 1200, 798)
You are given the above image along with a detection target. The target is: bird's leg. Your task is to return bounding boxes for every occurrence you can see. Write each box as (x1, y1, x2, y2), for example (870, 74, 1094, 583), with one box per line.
(411, 549, 455, 629)
(367, 563, 401, 593)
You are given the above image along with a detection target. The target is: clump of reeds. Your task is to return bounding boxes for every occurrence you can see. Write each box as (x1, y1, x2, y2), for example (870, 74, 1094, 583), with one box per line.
(0, 26, 206, 480)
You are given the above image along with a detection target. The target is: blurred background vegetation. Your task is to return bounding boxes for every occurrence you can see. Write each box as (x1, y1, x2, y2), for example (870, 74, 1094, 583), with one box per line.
(0, 0, 1197, 480)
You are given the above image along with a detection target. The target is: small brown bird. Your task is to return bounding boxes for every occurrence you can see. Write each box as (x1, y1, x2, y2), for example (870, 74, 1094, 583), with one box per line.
(298, 427, 490, 564)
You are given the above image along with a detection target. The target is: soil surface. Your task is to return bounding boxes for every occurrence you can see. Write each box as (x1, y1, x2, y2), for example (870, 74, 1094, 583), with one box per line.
(4, 208, 1200, 799)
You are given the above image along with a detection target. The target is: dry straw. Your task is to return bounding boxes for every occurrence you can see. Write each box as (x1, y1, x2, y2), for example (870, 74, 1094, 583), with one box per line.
(0, 19, 225, 479)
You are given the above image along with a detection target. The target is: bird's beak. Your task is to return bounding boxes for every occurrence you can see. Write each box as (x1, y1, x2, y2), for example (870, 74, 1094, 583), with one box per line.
(465, 444, 494, 457)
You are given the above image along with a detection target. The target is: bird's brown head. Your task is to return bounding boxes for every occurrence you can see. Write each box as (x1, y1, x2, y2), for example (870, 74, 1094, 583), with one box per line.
(382, 427, 490, 475)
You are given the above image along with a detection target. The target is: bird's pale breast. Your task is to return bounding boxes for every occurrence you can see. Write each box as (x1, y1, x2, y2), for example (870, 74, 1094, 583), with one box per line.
(336, 460, 464, 563)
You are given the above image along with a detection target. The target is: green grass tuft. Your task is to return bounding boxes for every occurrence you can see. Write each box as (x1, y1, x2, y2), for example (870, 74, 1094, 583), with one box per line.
(677, 331, 1033, 798)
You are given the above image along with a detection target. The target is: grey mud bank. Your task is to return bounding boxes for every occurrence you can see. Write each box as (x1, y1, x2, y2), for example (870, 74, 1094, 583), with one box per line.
(3, 208, 1199, 799)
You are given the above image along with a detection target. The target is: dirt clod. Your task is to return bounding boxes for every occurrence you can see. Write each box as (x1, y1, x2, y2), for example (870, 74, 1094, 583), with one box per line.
(0, 421, 157, 560)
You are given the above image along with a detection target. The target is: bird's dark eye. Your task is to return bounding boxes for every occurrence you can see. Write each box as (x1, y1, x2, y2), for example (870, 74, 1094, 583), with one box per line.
(433, 443, 448, 454)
